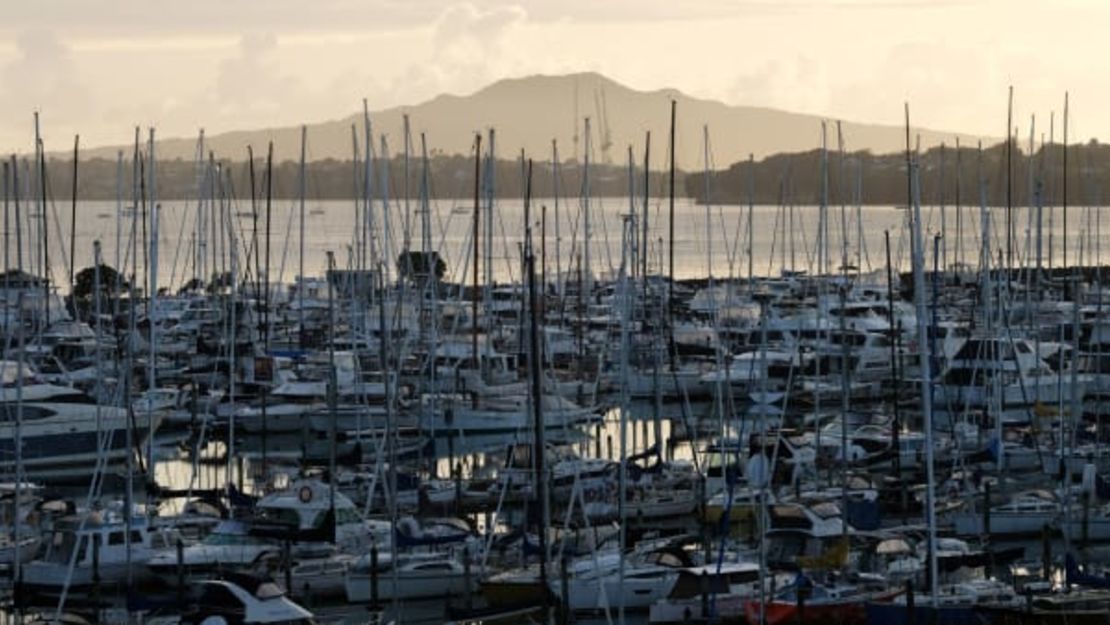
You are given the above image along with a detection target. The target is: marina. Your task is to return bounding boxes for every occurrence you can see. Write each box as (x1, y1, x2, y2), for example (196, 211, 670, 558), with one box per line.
(1, 57, 1108, 625)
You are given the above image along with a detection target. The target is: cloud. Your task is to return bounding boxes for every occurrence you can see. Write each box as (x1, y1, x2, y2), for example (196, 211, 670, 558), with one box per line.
(428, 3, 527, 86)
(728, 55, 830, 117)
(0, 29, 94, 151)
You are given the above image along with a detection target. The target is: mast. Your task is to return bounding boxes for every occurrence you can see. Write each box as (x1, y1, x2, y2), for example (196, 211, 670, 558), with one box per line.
(583, 117, 592, 300)
(819, 120, 829, 277)
(1006, 86, 1013, 271)
(939, 142, 946, 272)
(2, 161, 7, 279)
(747, 154, 755, 291)
(363, 100, 374, 275)
(419, 133, 436, 440)
(351, 125, 362, 272)
(552, 139, 562, 303)
(667, 99, 677, 372)
(249, 145, 258, 322)
(884, 231, 901, 485)
(616, 211, 632, 625)
(147, 127, 158, 482)
(642, 132, 650, 285)
(36, 112, 48, 327)
(955, 138, 962, 271)
(381, 135, 394, 286)
(194, 130, 206, 286)
(837, 120, 851, 549)
(907, 105, 940, 603)
(629, 146, 635, 280)
(403, 114, 412, 256)
(115, 151, 123, 297)
(125, 131, 140, 583)
(69, 135, 78, 293)
(704, 125, 713, 291)
(225, 162, 238, 489)
(326, 251, 337, 513)
(523, 159, 550, 620)
(472, 134, 481, 371)
(298, 125, 306, 348)
(262, 142, 273, 475)
(10, 156, 20, 273)
(667, 99, 676, 315)
(1063, 92, 1069, 269)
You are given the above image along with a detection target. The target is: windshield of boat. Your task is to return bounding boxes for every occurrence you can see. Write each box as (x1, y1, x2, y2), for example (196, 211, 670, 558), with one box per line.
(255, 506, 302, 528)
(203, 531, 268, 546)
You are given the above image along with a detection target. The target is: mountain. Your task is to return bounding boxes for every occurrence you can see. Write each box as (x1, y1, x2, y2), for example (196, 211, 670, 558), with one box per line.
(80, 72, 988, 169)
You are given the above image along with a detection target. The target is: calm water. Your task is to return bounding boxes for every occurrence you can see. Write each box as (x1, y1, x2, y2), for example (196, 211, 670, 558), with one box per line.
(11, 198, 1099, 294)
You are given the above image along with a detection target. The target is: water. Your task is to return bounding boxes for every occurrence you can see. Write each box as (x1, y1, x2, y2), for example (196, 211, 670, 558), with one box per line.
(149, 399, 707, 498)
(16, 198, 1097, 294)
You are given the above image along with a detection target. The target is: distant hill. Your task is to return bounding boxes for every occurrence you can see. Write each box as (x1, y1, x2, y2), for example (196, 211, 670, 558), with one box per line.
(79, 72, 989, 169)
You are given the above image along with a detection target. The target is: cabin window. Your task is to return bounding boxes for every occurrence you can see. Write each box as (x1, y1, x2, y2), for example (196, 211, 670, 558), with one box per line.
(108, 532, 125, 546)
(257, 507, 301, 527)
(132, 531, 144, 544)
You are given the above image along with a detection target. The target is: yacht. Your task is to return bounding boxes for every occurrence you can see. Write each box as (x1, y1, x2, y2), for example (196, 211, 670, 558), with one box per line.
(171, 573, 316, 625)
(148, 479, 375, 585)
(23, 504, 177, 593)
(345, 551, 474, 602)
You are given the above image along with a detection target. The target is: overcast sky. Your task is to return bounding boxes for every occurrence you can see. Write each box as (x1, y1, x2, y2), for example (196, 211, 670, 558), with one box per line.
(0, 0, 1102, 154)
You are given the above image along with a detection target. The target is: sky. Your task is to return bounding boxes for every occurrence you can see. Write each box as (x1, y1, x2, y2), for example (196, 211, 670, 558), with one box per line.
(0, 0, 1103, 154)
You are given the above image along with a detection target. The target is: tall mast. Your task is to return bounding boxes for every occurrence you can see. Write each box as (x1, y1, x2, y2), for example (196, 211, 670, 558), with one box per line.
(1006, 86, 1013, 270)
(616, 210, 632, 625)
(836, 119, 850, 549)
(326, 250, 337, 513)
(523, 159, 549, 621)
(298, 125, 307, 348)
(583, 117, 592, 300)
(381, 135, 394, 286)
(69, 135, 78, 292)
(36, 113, 48, 327)
(955, 138, 962, 271)
(363, 100, 374, 275)
(939, 141, 946, 272)
(628, 147, 635, 283)
(351, 124, 362, 272)
(904, 105, 914, 266)
(194, 130, 206, 285)
(2, 161, 7, 279)
(747, 153, 755, 292)
(642, 132, 650, 285)
(484, 130, 495, 363)
(703, 125, 712, 288)
(907, 105, 940, 603)
(147, 127, 159, 481)
(1063, 92, 1069, 269)
(10, 156, 20, 273)
(403, 114, 412, 256)
(553, 139, 562, 303)
(225, 162, 238, 486)
(419, 133, 436, 440)
(667, 100, 677, 370)
(262, 142, 273, 475)
(249, 146, 259, 319)
(472, 134, 482, 372)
